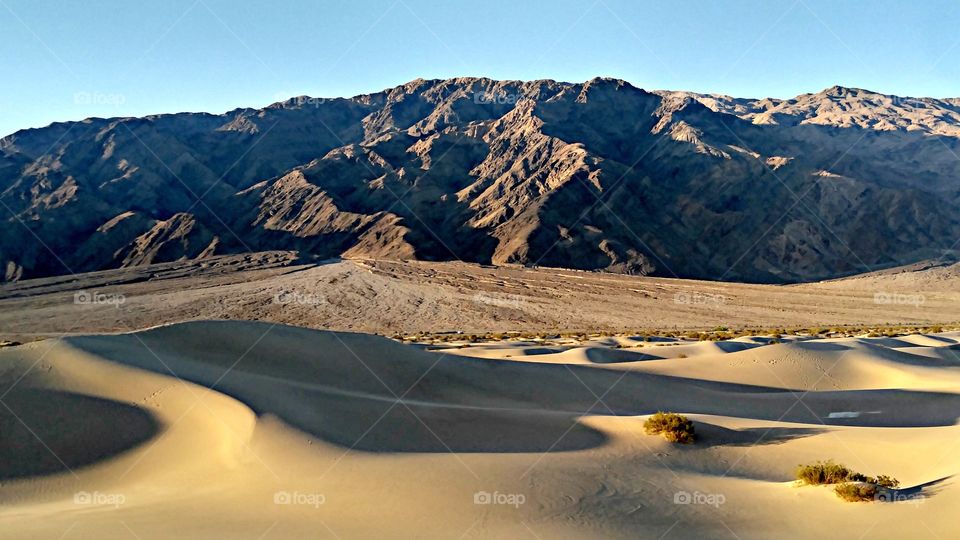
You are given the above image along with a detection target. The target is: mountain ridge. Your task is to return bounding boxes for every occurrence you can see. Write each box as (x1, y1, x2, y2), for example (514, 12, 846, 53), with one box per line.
(8, 79, 960, 142)
(2, 77, 959, 283)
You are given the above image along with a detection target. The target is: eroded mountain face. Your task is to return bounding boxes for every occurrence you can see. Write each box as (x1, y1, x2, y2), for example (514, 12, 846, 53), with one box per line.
(2, 77, 958, 283)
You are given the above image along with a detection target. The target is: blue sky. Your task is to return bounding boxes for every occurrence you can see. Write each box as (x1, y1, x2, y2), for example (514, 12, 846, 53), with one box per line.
(2, 0, 959, 137)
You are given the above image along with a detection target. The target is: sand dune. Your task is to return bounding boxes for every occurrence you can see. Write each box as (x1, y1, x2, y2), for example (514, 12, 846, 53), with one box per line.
(1, 321, 959, 538)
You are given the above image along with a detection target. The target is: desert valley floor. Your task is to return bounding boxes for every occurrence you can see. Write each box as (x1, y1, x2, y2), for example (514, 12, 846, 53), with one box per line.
(1, 257, 959, 539)
(1, 253, 959, 342)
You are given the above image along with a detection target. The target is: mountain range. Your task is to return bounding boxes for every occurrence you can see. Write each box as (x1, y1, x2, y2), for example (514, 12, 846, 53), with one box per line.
(2, 77, 959, 283)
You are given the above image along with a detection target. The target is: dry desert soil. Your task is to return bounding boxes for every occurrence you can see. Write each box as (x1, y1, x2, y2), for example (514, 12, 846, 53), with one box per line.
(0, 253, 958, 343)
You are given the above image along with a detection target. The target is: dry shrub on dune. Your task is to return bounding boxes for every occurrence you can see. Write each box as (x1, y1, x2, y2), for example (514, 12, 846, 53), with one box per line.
(795, 460, 855, 485)
(796, 460, 900, 502)
(644, 412, 696, 444)
(834, 482, 879, 502)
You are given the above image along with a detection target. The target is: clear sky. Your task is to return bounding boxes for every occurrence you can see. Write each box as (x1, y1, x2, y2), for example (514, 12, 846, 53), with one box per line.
(2, 0, 959, 137)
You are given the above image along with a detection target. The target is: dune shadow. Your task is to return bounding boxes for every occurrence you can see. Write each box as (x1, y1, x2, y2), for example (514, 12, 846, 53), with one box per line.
(878, 475, 952, 503)
(692, 422, 826, 448)
(222, 376, 611, 453)
(713, 341, 765, 353)
(309, 401, 608, 453)
(864, 337, 922, 349)
(518, 347, 567, 356)
(856, 341, 960, 367)
(63, 329, 609, 454)
(933, 343, 960, 359)
(583, 348, 662, 363)
(0, 388, 159, 480)
(61, 324, 960, 458)
(790, 341, 851, 352)
(622, 336, 675, 344)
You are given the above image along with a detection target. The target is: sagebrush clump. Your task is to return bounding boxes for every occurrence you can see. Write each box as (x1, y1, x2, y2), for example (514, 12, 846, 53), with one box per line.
(795, 460, 900, 502)
(834, 482, 879, 502)
(795, 460, 855, 485)
(644, 412, 696, 444)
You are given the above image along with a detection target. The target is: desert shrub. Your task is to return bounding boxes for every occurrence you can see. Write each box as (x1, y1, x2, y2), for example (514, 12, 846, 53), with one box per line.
(644, 412, 695, 444)
(797, 461, 900, 502)
(834, 482, 878, 502)
(874, 475, 900, 489)
(678, 353, 688, 358)
(796, 460, 855, 485)
(847, 472, 868, 482)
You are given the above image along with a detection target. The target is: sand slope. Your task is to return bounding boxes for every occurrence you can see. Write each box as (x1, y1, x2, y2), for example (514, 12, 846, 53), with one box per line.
(1, 321, 959, 539)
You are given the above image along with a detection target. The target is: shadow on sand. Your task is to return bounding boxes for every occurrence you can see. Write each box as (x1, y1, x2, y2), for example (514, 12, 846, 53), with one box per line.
(692, 422, 827, 448)
(61, 323, 960, 455)
(0, 388, 160, 480)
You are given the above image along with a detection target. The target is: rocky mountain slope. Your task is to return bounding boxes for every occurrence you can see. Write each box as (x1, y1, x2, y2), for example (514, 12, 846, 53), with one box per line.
(657, 86, 960, 136)
(2, 77, 959, 283)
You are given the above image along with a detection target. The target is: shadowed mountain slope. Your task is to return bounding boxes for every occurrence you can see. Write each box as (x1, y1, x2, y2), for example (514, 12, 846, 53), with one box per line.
(3, 77, 959, 282)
